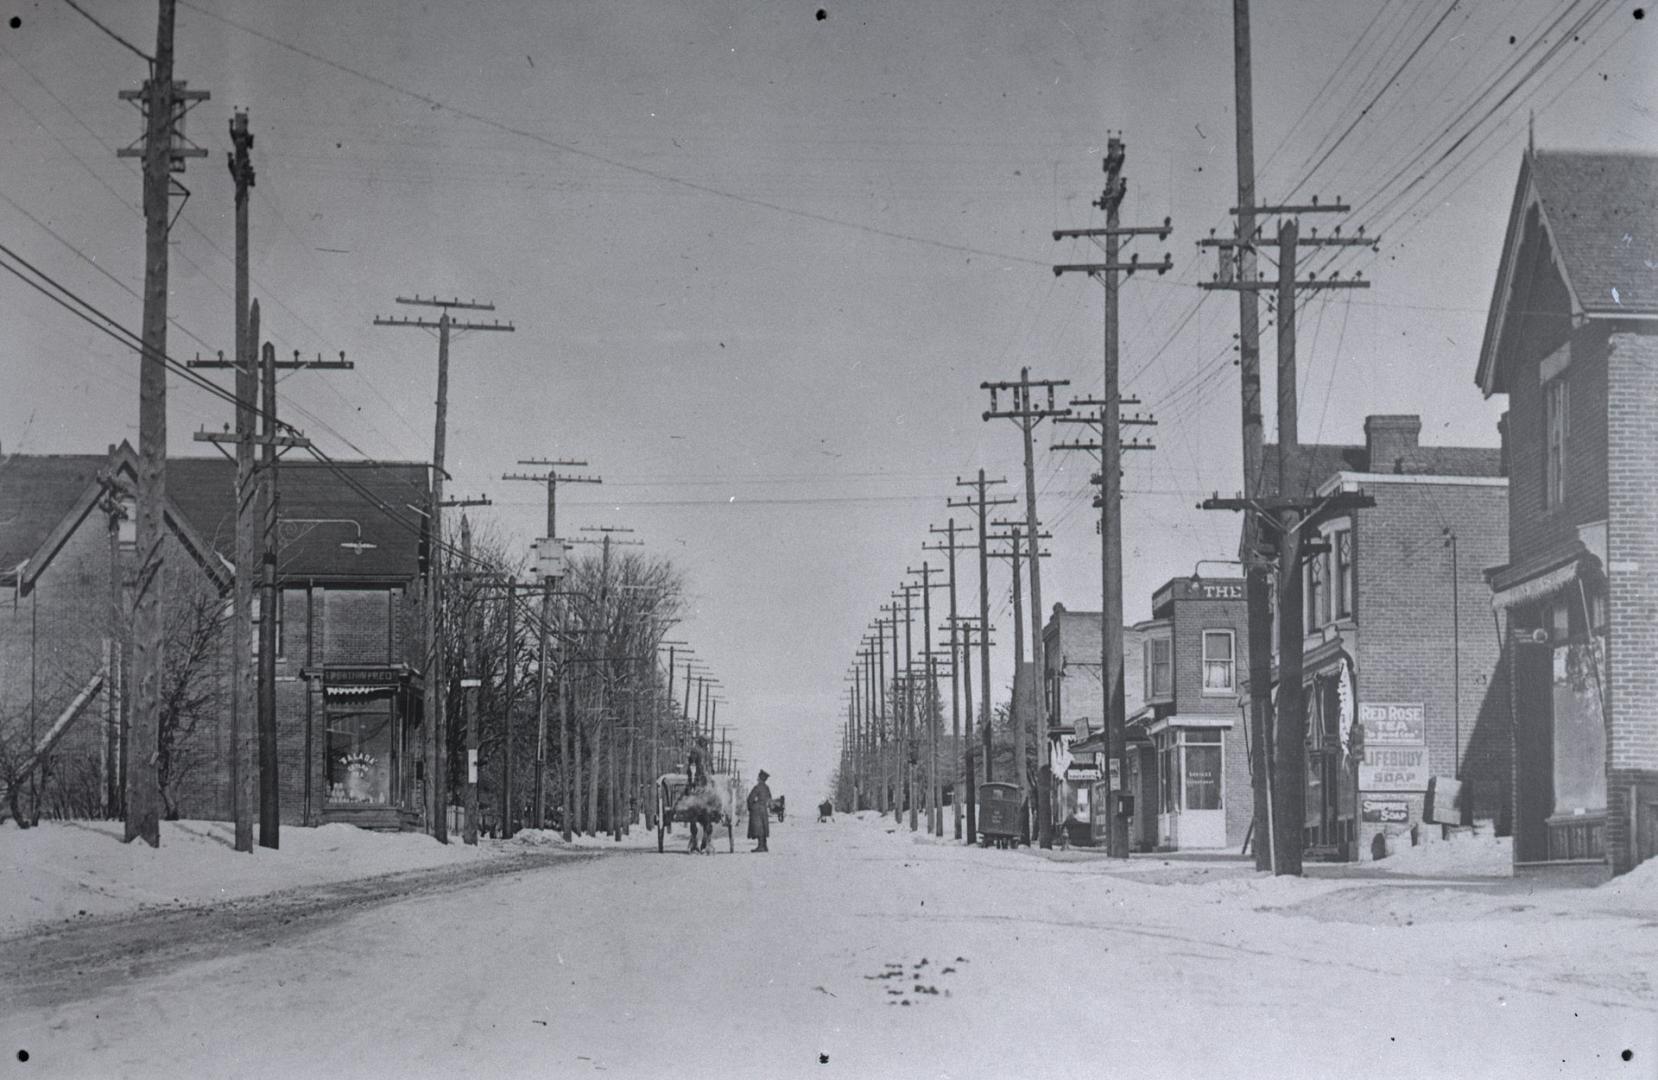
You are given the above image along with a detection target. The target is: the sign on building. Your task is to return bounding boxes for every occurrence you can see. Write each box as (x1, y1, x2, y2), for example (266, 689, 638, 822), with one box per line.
(533, 538, 567, 581)
(1359, 746, 1430, 792)
(1359, 702, 1426, 746)
(1360, 797, 1409, 824)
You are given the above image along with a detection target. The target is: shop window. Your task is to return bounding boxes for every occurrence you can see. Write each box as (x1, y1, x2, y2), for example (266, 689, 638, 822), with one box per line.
(1183, 731, 1222, 812)
(1146, 637, 1172, 701)
(1544, 377, 1568, 509)
(326, 707, 394, 805)
(1202, 630, 1234, 694)
(1333, 530, 1353, 619)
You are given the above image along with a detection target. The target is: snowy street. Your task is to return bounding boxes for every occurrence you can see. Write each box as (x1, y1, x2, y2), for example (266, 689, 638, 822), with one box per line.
(3, 812, 1654, 1079)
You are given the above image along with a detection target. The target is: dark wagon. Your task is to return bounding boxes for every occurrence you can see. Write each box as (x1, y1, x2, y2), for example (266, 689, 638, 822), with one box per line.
(977, 782, 1025, 848)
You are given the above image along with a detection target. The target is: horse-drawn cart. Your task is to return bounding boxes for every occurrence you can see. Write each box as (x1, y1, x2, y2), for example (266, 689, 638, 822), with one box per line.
(655, 771, 733, 854)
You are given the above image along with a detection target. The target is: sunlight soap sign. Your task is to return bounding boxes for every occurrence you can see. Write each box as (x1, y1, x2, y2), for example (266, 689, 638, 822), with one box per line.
(1358, 702, 1428, 792)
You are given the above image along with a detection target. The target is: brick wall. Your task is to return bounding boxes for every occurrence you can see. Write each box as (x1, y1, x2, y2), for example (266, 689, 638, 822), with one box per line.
(323, 589, 395, 665)
(1506, 324, 1611, 561)
(1605, 329, 1658, 871)
(1354, 478, 1510, 816)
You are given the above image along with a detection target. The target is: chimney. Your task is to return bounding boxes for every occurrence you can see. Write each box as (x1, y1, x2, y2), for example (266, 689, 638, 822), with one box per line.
(1364, 414, 1421, 474)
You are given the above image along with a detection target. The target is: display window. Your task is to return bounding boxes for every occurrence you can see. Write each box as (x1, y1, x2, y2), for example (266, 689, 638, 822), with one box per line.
(326, 706, 395, 805)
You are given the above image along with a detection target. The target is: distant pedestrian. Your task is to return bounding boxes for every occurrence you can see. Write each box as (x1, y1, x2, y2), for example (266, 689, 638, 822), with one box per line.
(746, 771, 773, 852)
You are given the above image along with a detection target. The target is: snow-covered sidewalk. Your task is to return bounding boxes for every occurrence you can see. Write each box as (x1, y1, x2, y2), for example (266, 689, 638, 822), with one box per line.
(0, 817, 666, 938)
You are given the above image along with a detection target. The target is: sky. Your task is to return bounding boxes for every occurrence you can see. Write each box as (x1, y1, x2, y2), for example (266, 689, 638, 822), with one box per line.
(0, 0, 1651, 799)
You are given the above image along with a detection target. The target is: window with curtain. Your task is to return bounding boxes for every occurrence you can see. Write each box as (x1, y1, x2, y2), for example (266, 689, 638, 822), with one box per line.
(1147, 637, 1172, 700)
(1202, 630, 1234, 693)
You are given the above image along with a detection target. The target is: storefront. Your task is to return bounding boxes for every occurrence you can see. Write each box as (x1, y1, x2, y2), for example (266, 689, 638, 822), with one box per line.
(1491, 547, 1609, 868)
(1147, 718, 1230, 850)
(320, 664, 421, 828)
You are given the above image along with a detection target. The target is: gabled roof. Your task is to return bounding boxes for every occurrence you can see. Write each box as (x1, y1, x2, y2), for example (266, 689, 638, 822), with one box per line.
(1478, 148, 1658, 393)
(0, 447, 428, 588)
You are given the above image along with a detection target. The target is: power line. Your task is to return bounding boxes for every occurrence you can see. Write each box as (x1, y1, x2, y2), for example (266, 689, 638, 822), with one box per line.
(58, 0, 153, 63)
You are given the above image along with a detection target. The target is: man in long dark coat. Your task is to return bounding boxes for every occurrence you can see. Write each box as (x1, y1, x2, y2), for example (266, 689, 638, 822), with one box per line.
(746, 771, 772, 852)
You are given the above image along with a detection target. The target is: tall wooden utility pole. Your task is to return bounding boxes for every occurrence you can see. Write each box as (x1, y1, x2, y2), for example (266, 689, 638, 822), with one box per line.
(1231, 0, 1274, 875)
(373, 296, 513, 839)
(948, 615, 992, 842)
(982, 371, 1069, 848)
(876, 604, 903, 823)
(502, 577, 518, 837)
(460, 516, 480, 844)
(1200, 208, 1377, 875)
(117, 0, 208, 848)
(951, 472, 1015, 805)
(905, 563, 945, 836)
(193, 338, 343, 850)
(924, 519, 970, 838)
(226, 112, 255, 854)
(870, 612, 895, 815)
(1054, 133, 1173, 858)
(893, 583, 921, 831)
(503, 460, 598, 830)
(985, 520, 1052, 842)
(1051, 390, 1156, 857)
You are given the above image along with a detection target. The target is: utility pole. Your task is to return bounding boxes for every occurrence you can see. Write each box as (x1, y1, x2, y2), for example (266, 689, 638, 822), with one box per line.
(460, 516, 480, 844)
(893, 583, 921, 832)
(504, 459, 598, 830)
(982, 371, 1069, 848)
(374, 296, 513, 840)
(870, 612, 894, 815)
(1051, 391, 1156, 858)
(502, 576, 517, 838)
(876, 605, 903, 824)
(905, 563, 946, 836)
(1200, 207, 1377, 875)
(193, 337, 342, 852)
(985, 521, 1052, 843)
(569, 527, 641, 837)
(1054, 133, 1172, 859)
(949, 615, 993, 843)
(950, 473, 1015, 801)
(925, 519, 970, 839)
(117, 0, 208, 848)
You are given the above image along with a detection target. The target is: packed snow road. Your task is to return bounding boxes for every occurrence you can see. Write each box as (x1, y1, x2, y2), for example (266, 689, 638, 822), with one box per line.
(2, 812, 1653, 1079)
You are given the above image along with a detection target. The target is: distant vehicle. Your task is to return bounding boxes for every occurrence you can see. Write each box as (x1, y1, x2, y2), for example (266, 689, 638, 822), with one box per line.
(817, 800, 834, 822)
(977, 782, 1024, 848)
(770, 795, 786, 822)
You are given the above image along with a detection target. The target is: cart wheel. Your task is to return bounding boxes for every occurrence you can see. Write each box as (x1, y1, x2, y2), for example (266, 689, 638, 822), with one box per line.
(657, 821, 664, 853)
(727, 818, 734, 853)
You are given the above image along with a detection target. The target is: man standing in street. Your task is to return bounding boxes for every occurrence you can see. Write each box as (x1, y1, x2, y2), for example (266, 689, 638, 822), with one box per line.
(746, 770, 772, 852)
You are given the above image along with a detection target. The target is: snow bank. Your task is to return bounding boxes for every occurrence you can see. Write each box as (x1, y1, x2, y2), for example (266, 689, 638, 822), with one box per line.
(1343, 830, 1514, 877)
(0, 818, 507, 937)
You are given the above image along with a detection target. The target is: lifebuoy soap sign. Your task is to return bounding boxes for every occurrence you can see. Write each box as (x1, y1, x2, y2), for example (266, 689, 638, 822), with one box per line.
(1358, 702, 1428, 792)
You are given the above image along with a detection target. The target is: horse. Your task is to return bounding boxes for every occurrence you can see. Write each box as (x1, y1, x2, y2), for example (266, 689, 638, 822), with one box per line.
(675, 785, 724, 855)
(817, 800, 834, 822)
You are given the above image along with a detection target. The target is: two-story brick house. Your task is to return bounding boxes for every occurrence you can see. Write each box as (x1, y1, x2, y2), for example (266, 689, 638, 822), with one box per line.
(0, 444, 428, 829)
(1127, 577, 1251, 851)
(1248, 416, 1508, 862)
(1476, 148, 1658, 879)
(1040, 606, 1143, 846)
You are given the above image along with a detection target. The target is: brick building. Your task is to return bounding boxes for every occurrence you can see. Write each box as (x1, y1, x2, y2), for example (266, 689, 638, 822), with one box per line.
(0, 444, 428, 829)
(1245, 416, 1509, 861)
(1475, 148, 1658, 879)
(1126, 577, 1252, 851)
(1039, 606, 1143, 845)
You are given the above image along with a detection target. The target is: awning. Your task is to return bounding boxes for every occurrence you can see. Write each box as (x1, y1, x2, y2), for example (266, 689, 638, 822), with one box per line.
(1486, 540, 1599, 612)
(319, 663, 419, 699)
